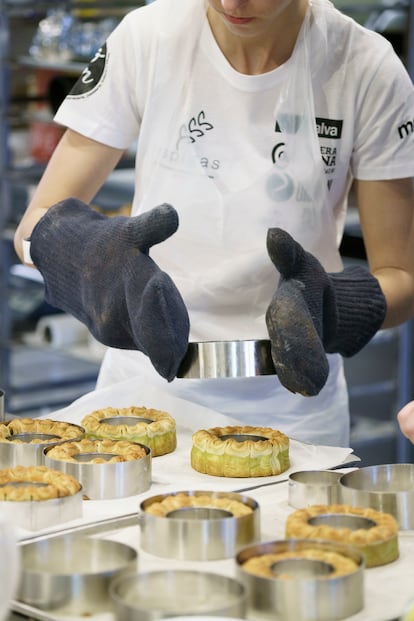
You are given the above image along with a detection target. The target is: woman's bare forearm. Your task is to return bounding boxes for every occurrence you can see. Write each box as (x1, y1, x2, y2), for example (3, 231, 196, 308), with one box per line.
(14, 129, 124, 262)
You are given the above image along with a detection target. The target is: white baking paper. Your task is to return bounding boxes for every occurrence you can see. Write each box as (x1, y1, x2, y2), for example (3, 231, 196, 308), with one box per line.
(11, 376, 356, 541)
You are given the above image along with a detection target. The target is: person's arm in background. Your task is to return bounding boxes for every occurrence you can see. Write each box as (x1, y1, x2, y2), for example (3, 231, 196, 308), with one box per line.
(14, 128, 124, 260)
(397, 401, 414, 443)
(13, 128, 190, 382)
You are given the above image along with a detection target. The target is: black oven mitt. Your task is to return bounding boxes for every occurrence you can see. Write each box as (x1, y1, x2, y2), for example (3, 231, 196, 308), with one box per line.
(29, 199, 190, 382)
(266, 228, 386, 396)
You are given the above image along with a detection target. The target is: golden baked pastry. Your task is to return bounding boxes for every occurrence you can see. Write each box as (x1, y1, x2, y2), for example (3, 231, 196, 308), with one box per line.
(0, 418, 83, 444)
(242, 547, 359, 578)
(46, 438, 148, 463)
(144, 492, 252, 518)
(285, 503, 399, 568)
(0, 465, 81, 501)
(81, 406, 176, 457)
(191, 425, 290, 477)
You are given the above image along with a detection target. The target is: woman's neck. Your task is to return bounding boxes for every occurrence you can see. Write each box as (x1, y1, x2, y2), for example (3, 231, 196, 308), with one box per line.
(207, 2, 308, 75)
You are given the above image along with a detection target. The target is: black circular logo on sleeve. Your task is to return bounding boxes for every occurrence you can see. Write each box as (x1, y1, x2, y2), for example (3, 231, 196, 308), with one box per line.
(68, 43, 108, 98)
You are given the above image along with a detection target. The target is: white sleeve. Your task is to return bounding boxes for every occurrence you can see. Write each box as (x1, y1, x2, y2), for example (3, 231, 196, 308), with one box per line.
(351, 44, 414, 180)
(54, 8, 152, 149)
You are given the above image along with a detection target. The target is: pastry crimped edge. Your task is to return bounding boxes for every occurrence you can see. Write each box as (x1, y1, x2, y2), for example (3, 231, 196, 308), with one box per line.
(46, 438, 148, 464)
(241, 547, 359, 579)
(81, 406, 176, 457)
(285, 503, 399, 568)
(144, 491, 253, 518)
(191, 425, 290, 477)
(0, 418, 84, 444)
(0, 465, 81, 501)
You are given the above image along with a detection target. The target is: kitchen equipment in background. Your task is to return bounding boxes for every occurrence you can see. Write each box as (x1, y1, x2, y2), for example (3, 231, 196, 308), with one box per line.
(33, 314, 90, 349)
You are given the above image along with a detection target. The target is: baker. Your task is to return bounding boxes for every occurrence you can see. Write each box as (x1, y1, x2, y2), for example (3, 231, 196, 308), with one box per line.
(14, 0, 414, 447)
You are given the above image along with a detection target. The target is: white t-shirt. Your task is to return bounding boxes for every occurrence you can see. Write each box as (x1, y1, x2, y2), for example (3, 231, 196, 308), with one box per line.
(54, 0, 414, 447)
(56, 0, 414, 197)
(55, 0, 414, 318)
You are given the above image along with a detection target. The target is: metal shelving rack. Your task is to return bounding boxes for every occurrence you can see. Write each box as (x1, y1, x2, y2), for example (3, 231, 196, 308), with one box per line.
(0, 0, 15, 401)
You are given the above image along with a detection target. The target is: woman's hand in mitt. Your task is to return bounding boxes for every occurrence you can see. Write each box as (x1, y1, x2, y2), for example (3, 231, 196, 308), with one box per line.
(265, 228, 386, 396)
(30, 199, 190, 382)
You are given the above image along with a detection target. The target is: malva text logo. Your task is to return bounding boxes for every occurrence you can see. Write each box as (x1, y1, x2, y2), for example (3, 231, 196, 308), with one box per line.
(315, 117, 343, 139)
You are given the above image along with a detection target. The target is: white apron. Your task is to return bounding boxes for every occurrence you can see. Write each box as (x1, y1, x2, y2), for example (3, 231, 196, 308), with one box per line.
(98, 0, 350, 447)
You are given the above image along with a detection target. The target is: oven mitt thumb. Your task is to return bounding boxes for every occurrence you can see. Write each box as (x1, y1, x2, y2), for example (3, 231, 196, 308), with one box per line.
(29, 199, 190, 382)
(266, 228, 386, 396)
